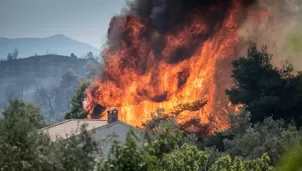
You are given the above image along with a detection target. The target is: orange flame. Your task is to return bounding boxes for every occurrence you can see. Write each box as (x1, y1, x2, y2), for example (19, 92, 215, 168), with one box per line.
(84, 0, 266, 133)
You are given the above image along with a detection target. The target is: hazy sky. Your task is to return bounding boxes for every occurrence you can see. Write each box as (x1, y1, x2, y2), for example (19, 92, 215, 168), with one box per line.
(0, 0, 126, 48)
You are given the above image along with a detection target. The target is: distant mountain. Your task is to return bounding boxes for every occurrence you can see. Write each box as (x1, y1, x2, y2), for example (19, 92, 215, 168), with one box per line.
(0, 34, 99, 59)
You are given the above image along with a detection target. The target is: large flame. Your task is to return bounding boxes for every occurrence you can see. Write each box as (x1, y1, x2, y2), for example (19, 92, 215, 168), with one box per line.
(85, 0, 266, 133)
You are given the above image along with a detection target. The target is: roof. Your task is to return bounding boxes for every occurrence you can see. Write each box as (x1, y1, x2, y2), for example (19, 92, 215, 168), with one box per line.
(39, 119, 141, 141)
(39, 119, 108, 141)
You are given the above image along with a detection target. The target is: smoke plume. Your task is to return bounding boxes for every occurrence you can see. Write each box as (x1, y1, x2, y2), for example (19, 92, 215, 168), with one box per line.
(239, 0, 302, 69)
(85, 0, 302, 133)
(126, 0, 255, 31)
(106, 0, 257, 68)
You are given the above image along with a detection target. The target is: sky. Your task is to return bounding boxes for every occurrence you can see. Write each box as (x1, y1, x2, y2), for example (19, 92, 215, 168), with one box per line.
(0, 0, 126, 48)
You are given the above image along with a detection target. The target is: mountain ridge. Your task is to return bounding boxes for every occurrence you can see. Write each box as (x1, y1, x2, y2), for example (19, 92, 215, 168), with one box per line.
(0, 34, 100, 59)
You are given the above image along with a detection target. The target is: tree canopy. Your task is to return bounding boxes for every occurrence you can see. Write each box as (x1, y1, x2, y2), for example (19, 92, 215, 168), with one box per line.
(2, 98, 46, 129)
(226, 43, 302, 125)
(64, 80, 91, 119)
(6, 49, 19, 61)
(0, 99, 98, 171)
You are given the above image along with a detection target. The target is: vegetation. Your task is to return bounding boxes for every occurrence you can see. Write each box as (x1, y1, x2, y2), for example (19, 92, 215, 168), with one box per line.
(223, 114, 301, 164)
(226, 43, 302, 125)
(70, 53, 78, 58)
(6, 49, 19, 60)
(64, 80, 91, 119)
(198, 109, 302, 165)
(95, 122, 273, 171)
(2, 99, 46, 129)
(0, 100, 302, 170)
(0, 99, 98, 171)
(2, 43, 302, 170)
(34, 68, 80, 121)
(85, 52, 97, 60)
(0, 54, 97, 121)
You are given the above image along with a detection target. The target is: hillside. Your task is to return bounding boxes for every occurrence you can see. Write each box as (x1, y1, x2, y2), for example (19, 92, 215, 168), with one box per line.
(0, 34, 99, 59)
(0, 54, 99, 121)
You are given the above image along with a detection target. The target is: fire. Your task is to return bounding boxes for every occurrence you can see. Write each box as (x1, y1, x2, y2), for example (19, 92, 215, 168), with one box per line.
(85, 0, 266, 133)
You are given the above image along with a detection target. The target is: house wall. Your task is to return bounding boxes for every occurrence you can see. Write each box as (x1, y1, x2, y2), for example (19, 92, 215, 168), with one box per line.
(92, 122, 143, 155)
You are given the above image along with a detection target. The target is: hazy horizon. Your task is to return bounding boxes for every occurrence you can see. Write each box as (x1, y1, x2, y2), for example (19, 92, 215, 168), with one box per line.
(0, 0, 125, 48)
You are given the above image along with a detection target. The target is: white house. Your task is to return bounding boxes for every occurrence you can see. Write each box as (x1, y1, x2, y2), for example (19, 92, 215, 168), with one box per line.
(38, 108, 142, 154)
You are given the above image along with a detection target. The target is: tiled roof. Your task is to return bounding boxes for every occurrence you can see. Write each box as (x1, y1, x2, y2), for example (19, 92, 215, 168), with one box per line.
(39, 119, 108, 141)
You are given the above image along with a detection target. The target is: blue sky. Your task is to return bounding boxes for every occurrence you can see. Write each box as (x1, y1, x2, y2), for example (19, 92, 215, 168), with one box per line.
(0, 0, 125, 48)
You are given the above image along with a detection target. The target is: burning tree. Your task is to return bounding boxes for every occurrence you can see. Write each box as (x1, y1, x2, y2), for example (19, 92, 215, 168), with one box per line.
(84, 0, 267, 132)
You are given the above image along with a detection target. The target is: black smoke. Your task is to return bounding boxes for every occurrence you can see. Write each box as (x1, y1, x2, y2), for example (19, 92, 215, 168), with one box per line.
(104, 0, 260, 67)
(126, 0, 257, 32)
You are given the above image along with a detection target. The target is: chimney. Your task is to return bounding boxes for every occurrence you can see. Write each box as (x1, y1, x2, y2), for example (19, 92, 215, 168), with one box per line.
(107, 108, 118, 124)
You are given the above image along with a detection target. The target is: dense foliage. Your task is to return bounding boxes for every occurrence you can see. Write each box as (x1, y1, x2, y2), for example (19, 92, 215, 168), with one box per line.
(64, 80, 91, 119)
(2, 99, 46, 129)
(223, 113, 302, 164)
(198, 109, 302, 165)
(226, 43, 302, 125)
(0, 99, 98, 171)
(95, 123, 273, 171)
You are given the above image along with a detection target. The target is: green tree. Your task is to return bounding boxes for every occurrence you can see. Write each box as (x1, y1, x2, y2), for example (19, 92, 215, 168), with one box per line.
(85, 52, 96, 60)
(2, 98, 45, 129)
(146, 120, 183, 158)
(143, 108, 203, 146)
(0, 99, 47, 171)
(197, 108, 302, 165)
(52, 125, 99, 171)
(60, 68, 79, 89)
(0, 99, 98, 171)
(70, 53, 77, 58)
(222, 110, 301, 164)
(159, 143, 208, 171)
(6, 49, 18, 61)
(96, 130, 154, 171)
(6, 53, 13, 60)
(64, 80, 91, 119)
(226, 42, 302, 124)
(143, 108, 178, 131)
(0, 99, 50, 170)
(12, 49, 19, 59)
(209, 153, 273, 171)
